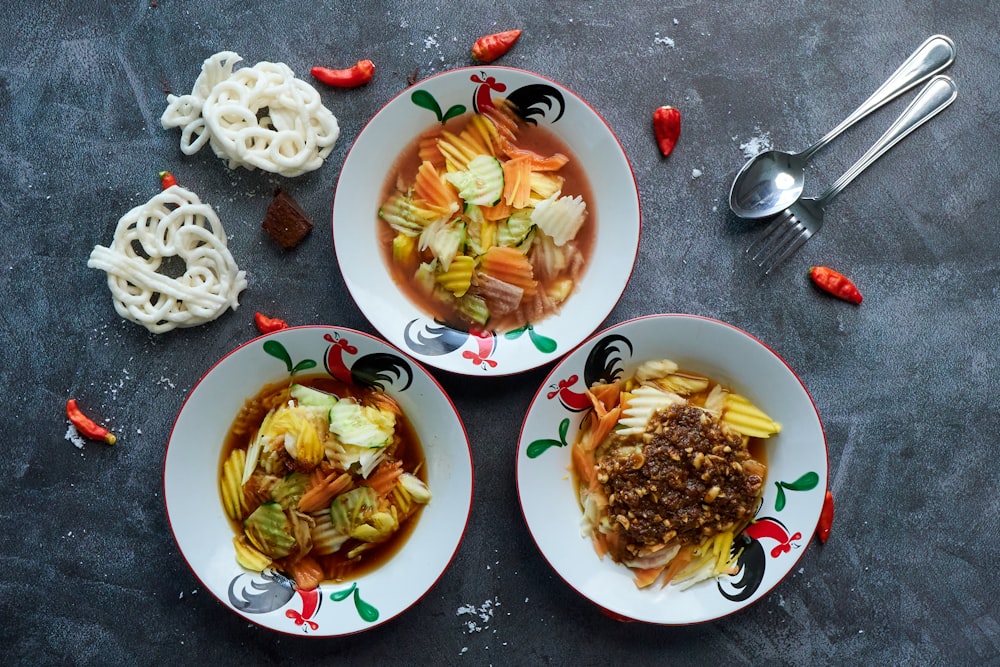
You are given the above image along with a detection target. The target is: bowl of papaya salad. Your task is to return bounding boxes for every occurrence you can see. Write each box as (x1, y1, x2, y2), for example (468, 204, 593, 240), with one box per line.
(333, 66, 640, 376)
(164, 326, 473, 636)
(516, 314, 828, 624)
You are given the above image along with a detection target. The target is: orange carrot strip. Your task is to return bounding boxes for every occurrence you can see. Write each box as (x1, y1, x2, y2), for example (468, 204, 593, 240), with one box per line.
(286, 555, 325, 591)
(502, 156, 533, 208)
(585, 405, 621, 452)
(504, 146, 569, 171)
(480, 246, 536, 295)
(480, 198, 513, 221)
(589, 381, 623, 412)
(633, 565, 667, 589)
(413, 161, 460, 215)
(571, 441, 596, 485)
(418, 131, 446, 169)
(298, 470, 353, 513)
(660, 545, 695, 588)
(366, 460, 404, 496)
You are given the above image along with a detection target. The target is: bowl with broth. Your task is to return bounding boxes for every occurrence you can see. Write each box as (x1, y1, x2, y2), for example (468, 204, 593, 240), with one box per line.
(333, 66, 640, 376)
(164, 326, 473, 636)
(517, 314, 828, 624)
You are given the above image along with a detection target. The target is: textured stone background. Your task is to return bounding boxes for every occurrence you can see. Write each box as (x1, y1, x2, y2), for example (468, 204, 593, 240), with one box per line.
(2, 2, 997, 664)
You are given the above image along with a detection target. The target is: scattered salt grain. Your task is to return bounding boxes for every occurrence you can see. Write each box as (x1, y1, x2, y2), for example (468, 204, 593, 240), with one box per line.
(653, 33, 675, 48)
(739, 130, 773, 159)
(673, 18, 679, 25)
(691, 168, 703, 179)
(66, 424, 86, 449)
(456, 597, 499, 634)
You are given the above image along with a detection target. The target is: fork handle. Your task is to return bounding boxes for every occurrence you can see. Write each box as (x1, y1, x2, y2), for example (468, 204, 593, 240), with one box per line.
(802, 35, 955, 160)
(819, 75, 958, 203)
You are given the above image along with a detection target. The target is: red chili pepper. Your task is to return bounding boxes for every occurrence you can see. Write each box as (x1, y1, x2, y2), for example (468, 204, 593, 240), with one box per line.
(310, 60, 375, 88)
(255, 312, 289, 334)
(471, 29, 522, 63)
(653, 106, 681, 157)
(817, 490, 834, 543)
(158, 171, 177, 189)
(66, 399, 116, 445)
(809, 266, 863, 304)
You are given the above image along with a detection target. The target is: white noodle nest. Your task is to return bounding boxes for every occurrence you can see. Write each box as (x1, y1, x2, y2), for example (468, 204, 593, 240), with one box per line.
(161, 51, 340, 177)
(88, 185, 248, 334)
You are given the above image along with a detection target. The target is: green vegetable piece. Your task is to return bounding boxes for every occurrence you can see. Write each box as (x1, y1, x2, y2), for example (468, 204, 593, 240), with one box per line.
(271, 472, 309, 510)
(290, 384, 339, 409)
(243, 502, 295, 559)
(445, 155, 504, 206)
(457, 293, 490, 326)
(498, 210, 534, 247)
(329, 486, 380, 535)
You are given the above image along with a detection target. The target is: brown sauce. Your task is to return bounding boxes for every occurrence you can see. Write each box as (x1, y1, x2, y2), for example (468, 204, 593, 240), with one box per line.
(220, 374, 427, 582)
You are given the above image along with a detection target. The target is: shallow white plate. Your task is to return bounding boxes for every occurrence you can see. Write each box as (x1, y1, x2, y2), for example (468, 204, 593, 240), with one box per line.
(164, 326, 473, 636)
(517, 314, 828, 624)
(333, 66, 640, 376)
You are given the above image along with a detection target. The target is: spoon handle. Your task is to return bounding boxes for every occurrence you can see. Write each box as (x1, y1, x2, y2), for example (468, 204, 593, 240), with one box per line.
(818, 75, 957, 204)
(802, 35, 955, 160)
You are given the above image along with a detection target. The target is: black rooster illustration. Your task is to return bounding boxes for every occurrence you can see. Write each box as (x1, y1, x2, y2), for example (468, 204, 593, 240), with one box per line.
(471, 72, 566, 124)
(323, 332, 413, 391)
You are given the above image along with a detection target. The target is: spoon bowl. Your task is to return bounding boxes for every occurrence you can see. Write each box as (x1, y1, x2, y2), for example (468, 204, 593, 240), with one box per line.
(729, 149, 806, 218)
(728, 34, 955, 219)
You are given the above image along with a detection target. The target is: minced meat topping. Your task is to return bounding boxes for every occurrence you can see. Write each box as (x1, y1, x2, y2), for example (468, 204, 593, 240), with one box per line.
(595, 403, 765, 558)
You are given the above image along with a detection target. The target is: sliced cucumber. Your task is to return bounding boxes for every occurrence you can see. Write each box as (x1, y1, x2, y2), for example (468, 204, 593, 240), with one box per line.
(445, 155, 504, 206)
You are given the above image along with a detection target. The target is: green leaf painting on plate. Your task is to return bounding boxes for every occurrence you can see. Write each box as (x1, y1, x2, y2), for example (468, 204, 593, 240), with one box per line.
(774, 471, 820, 511)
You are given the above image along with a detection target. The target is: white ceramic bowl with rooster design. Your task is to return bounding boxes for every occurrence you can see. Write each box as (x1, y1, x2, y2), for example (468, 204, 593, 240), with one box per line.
(164, 326, 473, 636)
(333, 66, 640, 376)
(516, 314, 828, 624)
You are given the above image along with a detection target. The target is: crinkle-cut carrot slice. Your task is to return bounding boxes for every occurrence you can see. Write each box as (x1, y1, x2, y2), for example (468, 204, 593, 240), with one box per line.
(418, 132, 446, 170)
(366, 459, 404, 496)
(480, 246, 536, 296)
(298, 468, 353, 513)
(413, 160, 460, 216)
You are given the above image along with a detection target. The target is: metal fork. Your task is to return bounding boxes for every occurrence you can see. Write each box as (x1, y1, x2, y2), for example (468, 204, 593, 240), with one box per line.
(748, 75, 958, 273)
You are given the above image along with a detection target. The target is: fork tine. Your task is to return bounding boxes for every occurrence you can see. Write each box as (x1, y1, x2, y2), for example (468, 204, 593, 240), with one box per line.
(762, 227, 813, 274)
(753, 216, 804, 268)
(746, 211, 794, 261)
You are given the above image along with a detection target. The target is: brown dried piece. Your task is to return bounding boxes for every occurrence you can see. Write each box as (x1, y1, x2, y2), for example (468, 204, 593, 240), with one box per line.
(262, 188, 314, 249)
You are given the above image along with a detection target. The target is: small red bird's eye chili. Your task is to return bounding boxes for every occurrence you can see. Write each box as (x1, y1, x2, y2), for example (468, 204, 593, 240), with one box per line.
(66, 399, 116, 445)
(310, 60, 375, 88)
(817, 490, 834, 543)
(471, 29, 522, 63)
(653, 106, 681, 157)
(255, 312, 289, 334)
(809, 266, 863, 304)
(158, 171, 177, 189)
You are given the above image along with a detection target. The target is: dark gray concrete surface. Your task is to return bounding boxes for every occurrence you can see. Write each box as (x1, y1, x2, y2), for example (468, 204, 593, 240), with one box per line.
(3, 2, 998, 665)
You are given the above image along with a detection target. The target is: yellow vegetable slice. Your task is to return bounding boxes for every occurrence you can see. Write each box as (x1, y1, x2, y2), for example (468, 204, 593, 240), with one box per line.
(722, 393, 782, 438)
(233, 535, 272, 571)
(221, 448, 248, 521)
(436, 254, 475, 297)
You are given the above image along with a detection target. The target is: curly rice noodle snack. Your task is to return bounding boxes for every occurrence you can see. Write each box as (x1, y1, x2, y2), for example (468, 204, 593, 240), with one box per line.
(161, 51, 340, 177)
(88, 185, 247, 334)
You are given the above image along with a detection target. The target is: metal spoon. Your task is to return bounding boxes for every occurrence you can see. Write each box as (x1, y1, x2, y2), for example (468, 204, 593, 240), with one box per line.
(729, 34, 955, 219)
